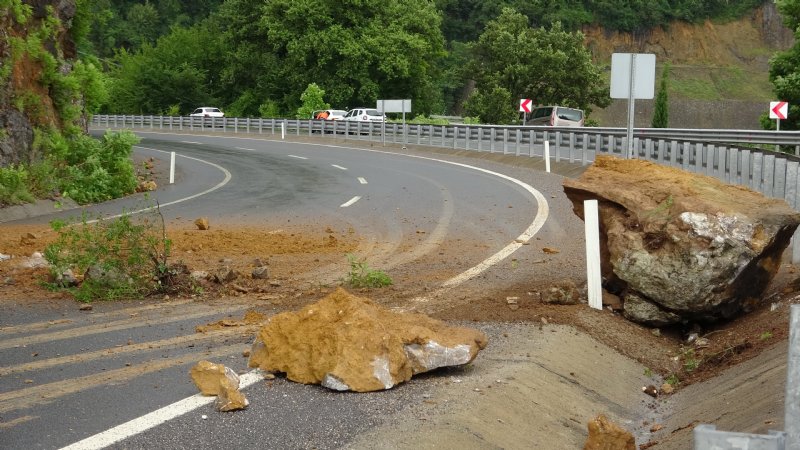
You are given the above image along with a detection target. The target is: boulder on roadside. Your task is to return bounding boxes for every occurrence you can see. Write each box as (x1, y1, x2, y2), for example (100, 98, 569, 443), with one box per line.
(564, 155, 800, 325)
(247, 288, 488, 392)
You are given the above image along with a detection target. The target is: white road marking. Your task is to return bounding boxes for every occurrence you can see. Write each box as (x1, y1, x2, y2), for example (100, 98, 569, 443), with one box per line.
(358, 177, 368, 184)
(340, 196, 361, 207)
(236, 147, 256, 151)
(287, 154, 308, 159)
(180, 141, 202, 145)
(59, 370, 266, 450)
(331, 164, 347, 170)
(85, 146, 232, 225)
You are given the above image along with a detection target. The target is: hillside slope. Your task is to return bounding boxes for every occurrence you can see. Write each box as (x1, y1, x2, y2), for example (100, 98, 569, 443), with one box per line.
(585, 2, 793, 128)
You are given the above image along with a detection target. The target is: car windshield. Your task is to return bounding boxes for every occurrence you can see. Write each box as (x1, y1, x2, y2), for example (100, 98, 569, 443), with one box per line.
(557, 108, 583, 121)
(365, 110, 382, 116)
(330, 110, 347, 116)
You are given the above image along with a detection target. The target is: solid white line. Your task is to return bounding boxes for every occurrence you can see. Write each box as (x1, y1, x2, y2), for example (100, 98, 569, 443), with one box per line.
(86, 147, 232, 224)
(288, 155, 308, 160)
(235, 147, 256, 151)
(180, 141, 202, 145)
(340, 196, 361, 207)
(357, 177, 368, 184)
(59, 370, 266, 450)
(331, 164, 347, 170)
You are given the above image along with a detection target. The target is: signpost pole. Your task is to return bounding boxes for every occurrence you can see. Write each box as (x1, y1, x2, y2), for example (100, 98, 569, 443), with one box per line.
(626, 54, 636, 159)
(402, 101, 407, 149)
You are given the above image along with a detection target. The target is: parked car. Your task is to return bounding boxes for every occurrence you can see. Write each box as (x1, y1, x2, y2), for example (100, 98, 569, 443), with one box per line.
(312, 109, 348, 120)
(189, 107, 224, 118)
(525, 106, 584, 127)
(344, 108, 385, 123)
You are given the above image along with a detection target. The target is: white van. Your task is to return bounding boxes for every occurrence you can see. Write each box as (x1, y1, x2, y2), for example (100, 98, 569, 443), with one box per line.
(526, 106, 584, 127)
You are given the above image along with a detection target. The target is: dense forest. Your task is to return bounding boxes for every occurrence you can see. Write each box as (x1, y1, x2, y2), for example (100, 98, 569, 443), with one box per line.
(85, 0, 768, 122)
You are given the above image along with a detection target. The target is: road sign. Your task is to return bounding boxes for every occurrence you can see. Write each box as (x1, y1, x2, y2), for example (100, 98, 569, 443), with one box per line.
(519, 98, 532, 113)
(610, 53, 656, 99)
(377, 99, 411, 114)
(770, 101, 788, 120)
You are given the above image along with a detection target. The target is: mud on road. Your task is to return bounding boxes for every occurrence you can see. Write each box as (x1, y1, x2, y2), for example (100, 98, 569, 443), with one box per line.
(0, 146, 797, 448)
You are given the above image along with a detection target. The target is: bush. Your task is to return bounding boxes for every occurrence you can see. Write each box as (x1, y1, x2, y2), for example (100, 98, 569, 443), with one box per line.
(44, 207, 175, 302)
(0, 165, 35, 206)
(59, 131, 139, 204)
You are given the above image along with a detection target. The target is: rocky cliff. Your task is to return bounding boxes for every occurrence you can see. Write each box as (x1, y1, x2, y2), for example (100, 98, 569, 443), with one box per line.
(0, 0, 77, 167)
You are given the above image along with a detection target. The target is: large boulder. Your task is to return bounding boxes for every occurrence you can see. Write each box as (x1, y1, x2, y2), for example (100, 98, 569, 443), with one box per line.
(564, 155, 800, 325)
(248, 288, 488, 392)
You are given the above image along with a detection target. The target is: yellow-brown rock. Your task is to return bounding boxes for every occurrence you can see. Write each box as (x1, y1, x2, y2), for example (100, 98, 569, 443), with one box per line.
(248, 288, 488, 392)
(194, 217, 210, 230)
(584, 414, 636, 450)
(190, 360, 249, 412)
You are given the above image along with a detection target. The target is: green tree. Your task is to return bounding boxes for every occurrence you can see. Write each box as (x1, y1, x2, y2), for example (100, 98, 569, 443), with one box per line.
(763, 0, 800, 131)
(296, 83, 330, 119)
(105, 24, 221, 114)
(257, 0, 446, 114)
(652, 64, 670, 128)
(467, 8, 610, 123)
(463, 85, 517, 124)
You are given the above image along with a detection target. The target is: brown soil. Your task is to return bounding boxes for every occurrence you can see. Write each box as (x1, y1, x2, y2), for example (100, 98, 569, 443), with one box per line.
(2, 217, 799, 390)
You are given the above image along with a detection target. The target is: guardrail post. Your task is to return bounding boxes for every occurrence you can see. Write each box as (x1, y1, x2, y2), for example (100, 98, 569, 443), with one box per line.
(569, 132, 576, 163)
(490, 128, 496, 153)
(465, 126, 471, 151)
(529, 130, 536, 157)
(515, 128, 521, 156)
(503, 129, 509, 154)
(581, 133, 589, 165)
(234, 117, 238, 133)
(477, 128, 483, 151)
(555, 131, 561, 163)
(246, 117, 250, 133)
(453, 126, 458, 149)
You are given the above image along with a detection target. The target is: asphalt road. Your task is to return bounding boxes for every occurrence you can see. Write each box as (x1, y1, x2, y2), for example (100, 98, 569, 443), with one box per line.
(0, 132, 593, 449)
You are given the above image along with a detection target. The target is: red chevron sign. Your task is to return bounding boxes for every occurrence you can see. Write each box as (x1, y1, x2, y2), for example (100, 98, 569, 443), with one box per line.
(519, 98, 532, 113)
(770, 101, 788, 120)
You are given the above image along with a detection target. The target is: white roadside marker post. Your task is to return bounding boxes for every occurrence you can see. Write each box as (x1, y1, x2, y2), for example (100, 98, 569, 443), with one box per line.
(544, 140, 551, 173)
(169, 152, 175, 185)
(584, 199, 603, 310)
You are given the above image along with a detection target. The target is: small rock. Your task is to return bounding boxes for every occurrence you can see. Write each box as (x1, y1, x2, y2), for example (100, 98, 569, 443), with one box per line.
(213, 267, 238, 284)
(650, 328, 661, 337)
(252, 266, 269, 280)
(231, 283, 249, 293)
(4, 277, 16, 285)
(79, 304, 93, 311)
(0, 253, 11, 262)
(269, 280, 281, 287)
(190, 270, 209, 281)
(190, 360, 249, 412)
(542, 247, 560, 254)
(584, 414, 636, 450)
(649, 423, 664, 432)
(660, 383, 674, 395)
(694, 337, 710, 349)
(194, 217, 210, 230)
(201, 415, 208, 420)
(263, 373, 276, 380)
(686, 333, 699, 344)
(253, 258, 267, 267)
(642, 385, 659, 398)
(540, 317, 548, 325)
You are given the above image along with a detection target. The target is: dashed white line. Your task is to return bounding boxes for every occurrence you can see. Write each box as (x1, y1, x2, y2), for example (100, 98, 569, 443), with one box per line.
(357, 177, 368, 184)
(340, 196, 361, 207)
(59, 370, 267, 450)
(180, 141, 202, 145)
(236, 147, 256, 151)
(288, 155, 308, 160)
(331, 164, 347, 170)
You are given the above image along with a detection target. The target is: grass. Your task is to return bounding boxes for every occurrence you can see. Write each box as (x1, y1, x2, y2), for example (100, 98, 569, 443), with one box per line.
(344, 254, 393, 288)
